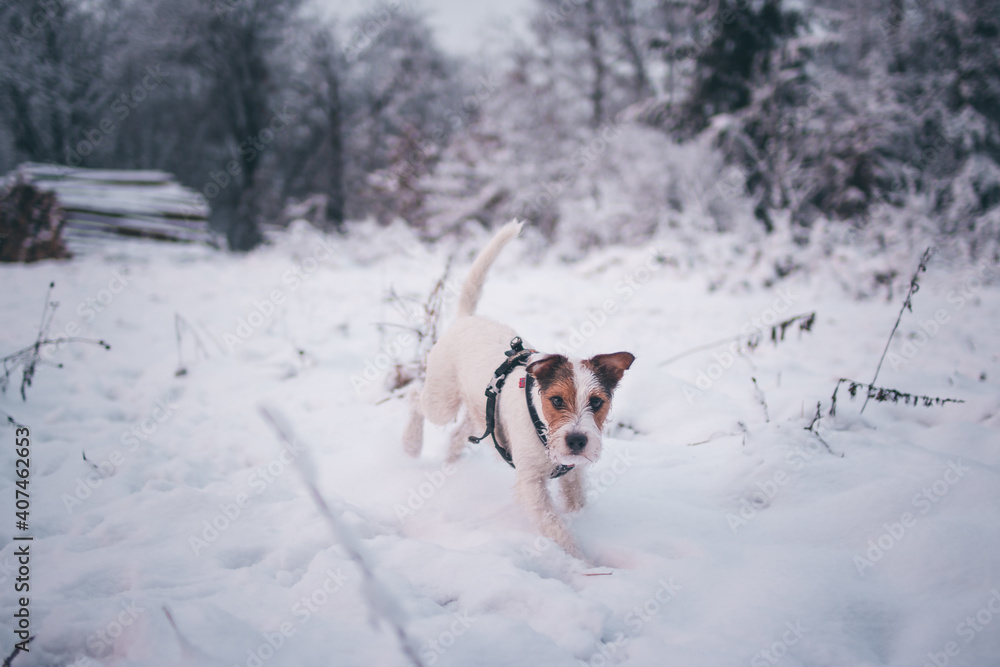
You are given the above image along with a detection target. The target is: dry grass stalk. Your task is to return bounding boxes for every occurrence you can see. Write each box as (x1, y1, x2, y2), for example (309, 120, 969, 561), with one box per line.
(1, 282, 109, 401)
(829, 378, 964, 417)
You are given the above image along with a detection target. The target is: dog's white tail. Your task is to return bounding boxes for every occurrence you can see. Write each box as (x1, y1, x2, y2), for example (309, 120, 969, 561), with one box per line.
(457, 219, 524, 317)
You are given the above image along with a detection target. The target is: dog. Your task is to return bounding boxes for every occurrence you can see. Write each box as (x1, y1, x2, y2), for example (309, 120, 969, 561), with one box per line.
(402, 220, 634, 559)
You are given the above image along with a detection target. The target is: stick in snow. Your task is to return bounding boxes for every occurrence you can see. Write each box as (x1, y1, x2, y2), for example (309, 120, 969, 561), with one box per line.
(804, 401, 840, 457)
(163, 605, 214, 662)
(258, 406, 427, 667)
(861, 248, 933, 413)
(751, 377, 770, 423)
(2, 637, 32, 667)
(1, 282, 110, 400)
(658, 312, 816, 367)
(830, 378, 963, 416)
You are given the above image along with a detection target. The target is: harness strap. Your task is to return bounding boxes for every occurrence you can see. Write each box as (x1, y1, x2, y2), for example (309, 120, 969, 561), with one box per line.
(468, 337, 532, 450)
(468, 338, 574, 479)
(524, 373, 547, 444)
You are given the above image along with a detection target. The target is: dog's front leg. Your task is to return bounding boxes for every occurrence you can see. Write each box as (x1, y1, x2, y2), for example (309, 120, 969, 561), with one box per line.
(403, 382, 425, 457)
(515, 473, 583, 559)
(446, 409, 475, 463)
(559, 467, 586, 513)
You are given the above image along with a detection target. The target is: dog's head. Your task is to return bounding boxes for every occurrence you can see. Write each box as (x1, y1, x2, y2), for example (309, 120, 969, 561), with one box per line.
(525, 352, 634, 465)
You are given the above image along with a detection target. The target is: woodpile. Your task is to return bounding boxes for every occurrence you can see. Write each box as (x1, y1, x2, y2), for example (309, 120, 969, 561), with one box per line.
(0, 178, 71, 262)
(6, 163, 216, 253)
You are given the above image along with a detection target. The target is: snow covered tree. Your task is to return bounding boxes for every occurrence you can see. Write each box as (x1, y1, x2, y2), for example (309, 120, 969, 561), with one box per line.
(0, 0, 127, 170)
(238, 25, 348, 233)
(704, 0, 1000, 249)
(679, 0, 800, 135)
(529, 0, 661, 129)
(340, 4, 461, 224)
(160, 0, 306, 250)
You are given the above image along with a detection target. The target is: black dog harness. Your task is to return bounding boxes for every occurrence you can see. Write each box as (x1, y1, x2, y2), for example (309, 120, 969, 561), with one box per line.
(468, 337, 575, 479)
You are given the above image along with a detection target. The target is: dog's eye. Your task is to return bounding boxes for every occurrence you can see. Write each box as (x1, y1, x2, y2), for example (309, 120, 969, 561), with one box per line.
(589, 396, 605, 411)
(550, 396, 565, 409)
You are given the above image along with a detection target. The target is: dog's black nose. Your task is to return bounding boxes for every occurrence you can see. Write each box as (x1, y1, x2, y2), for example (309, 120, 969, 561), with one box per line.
(566, 433, 587, 453)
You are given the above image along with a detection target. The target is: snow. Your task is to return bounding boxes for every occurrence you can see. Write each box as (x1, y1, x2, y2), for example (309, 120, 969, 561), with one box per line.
(1, 220, 999, 667)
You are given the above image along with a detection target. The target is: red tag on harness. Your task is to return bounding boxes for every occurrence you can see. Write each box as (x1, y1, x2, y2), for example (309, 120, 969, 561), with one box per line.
(519, 377, 526, 388)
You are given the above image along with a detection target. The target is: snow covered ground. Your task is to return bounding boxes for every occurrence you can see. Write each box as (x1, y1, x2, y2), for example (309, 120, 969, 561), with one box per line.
(1, 221, 999, 667)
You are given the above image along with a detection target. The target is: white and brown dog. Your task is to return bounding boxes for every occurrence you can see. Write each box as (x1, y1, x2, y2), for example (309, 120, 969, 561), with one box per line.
(403, 220, 634, 558)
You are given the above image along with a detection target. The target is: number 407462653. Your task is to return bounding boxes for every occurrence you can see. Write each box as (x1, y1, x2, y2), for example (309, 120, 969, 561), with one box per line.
(15, 426, 29, 532)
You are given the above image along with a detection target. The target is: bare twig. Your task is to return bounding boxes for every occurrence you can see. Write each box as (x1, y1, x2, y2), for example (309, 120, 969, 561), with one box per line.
(658, 334, 743, 367)
(805, 402, 822, 432)
(82, 451, 100, 471)
(2, 336, 111, 400)
(258, 406, 427, 667)
(174, 313, 211, 377)
(1, 408, 19, 427)
(163, 605, 210, 660)
(861, 247, 933, 413)
(804, 401, 840, 456)
(659, 312, 816, 367)
(381, 258, 456, 392)
(831, 377, 962, 417)
(373, 322, 423, 335)
(2, 283, 110, 400)
(174, 314, 188, 376)
(751, 377, 770, 423)
(685, 428, 745, 446)
(2, 636, 32, 667)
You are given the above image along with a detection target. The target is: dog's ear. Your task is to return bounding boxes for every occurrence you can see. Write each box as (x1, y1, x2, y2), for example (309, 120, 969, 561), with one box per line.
(526, 354, 570, 385)
(585, 352, 635, 393)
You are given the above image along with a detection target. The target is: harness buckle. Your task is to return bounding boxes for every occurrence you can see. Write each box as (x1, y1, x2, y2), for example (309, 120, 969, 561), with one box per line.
(505, 337, 524, 357)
